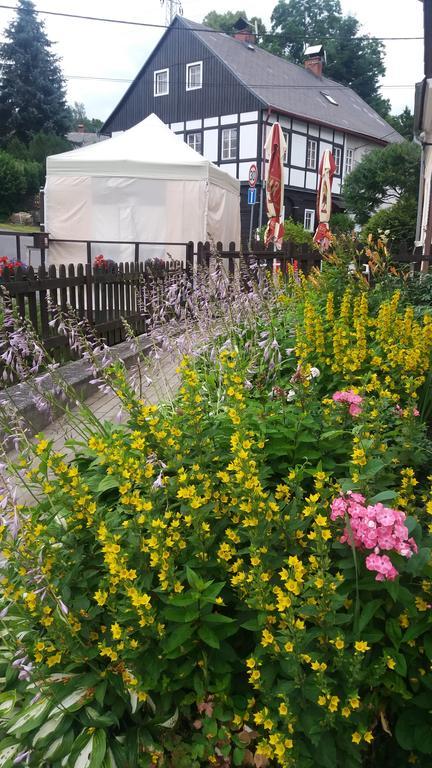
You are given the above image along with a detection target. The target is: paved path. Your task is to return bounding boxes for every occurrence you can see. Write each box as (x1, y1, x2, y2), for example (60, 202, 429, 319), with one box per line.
(7, 350, 180, 504)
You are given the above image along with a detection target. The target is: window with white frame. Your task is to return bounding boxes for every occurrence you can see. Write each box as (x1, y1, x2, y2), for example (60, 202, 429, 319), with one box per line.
(154, 68, 169, 96)
(334, 146, 342, 175)
(306, 138, 317, 169)
(186, 61, 203, 91)
(345, 148, 354, 175)
(282, 131, 289, 162)
(221, 127, 237, 160)
(186, 132, 202, 154)
(304, 209, 315, 232)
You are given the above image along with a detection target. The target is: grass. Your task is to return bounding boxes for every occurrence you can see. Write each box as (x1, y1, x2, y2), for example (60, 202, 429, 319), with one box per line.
(0, 221, 37, 233)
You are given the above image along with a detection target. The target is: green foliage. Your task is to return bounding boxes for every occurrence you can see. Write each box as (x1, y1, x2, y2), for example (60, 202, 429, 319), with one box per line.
(269, 0, 389, 113)
(329, 212, 354, 235)
(69, 101, 103, 133)
(361, 197, 417, 249)
(1, 244, 432, 766)
(0, 0, 70, 144)
(0, 150, 39, 216)
(386, 107, 415, 142)
(343, 142, 420, 225)
(202, 9, 267, 43)
(258, 217, 314, 245)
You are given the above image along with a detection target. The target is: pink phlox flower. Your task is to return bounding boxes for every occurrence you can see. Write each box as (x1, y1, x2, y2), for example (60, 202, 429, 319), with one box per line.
(332, 390, 363, 415)
(330, 492, 417, 580)
(366, 553, 399, 582)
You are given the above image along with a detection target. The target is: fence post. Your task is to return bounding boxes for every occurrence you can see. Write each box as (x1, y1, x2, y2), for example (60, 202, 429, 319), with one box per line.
(186, 241, 194, 284)
(228, 241, 235, 281)
(86, 241, 92, 267)
(134, 243, 139, 267)
(85, 262, 93, 324)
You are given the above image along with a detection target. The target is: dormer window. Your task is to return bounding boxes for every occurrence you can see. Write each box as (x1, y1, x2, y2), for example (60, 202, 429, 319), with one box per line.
(186, 61, 203, 91)
(154, 68, 169, 96)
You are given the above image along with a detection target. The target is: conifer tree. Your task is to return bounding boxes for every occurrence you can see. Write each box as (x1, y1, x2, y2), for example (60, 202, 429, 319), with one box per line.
(0, 0, 70, 144)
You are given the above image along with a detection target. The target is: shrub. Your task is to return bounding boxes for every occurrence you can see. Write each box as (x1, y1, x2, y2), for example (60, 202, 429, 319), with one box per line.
(1, 251, 432, 767)
(257, 218, 314, 247)
(0, 150, 26, 216)
(329, 212, 354, 235)
(361, 197, 417, 250)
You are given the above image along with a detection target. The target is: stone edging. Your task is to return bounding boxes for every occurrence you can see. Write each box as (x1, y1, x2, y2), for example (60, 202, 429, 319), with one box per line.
(0, 335, 152, 441)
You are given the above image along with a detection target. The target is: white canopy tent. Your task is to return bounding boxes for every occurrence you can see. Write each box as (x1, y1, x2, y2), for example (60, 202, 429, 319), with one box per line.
(45, 114, 240, 265)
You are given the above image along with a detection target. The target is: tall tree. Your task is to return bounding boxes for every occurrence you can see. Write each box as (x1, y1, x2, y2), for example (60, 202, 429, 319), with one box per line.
(0, 0, 70, 145)
(343, 142, 420, 225)
(69, 102, 103, 133)
(202, 10, 267, 44)
(269, 0, 389, 114)
(386, 107, 415, 142)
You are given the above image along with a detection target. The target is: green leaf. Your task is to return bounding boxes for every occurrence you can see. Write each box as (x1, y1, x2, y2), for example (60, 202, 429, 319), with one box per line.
(186, 567, 204, 591)
(32, 712, 64, 746)
(97, 476, 119, 494)
(163, 624, 194, 654)
(233, 747, 245, 766)
(7, 696, 51, 736)
(198, 625, 220, 649)
(203, 613, 235, 624)
(395, 709, 417, 750)
(316, 732, 337, 768)
(386, 618, 402, 650)
(424, 634, 432, 661)
(0, 738, 20, 768)
(358, 599, 382, 633)
(415, 723, 432, 754)
(369, 490, 398, 503)
(164, 605, 199, 623)
(388, 650, 407, 676)
(0, 693, 15, 717)
(89, 730, 107, 768)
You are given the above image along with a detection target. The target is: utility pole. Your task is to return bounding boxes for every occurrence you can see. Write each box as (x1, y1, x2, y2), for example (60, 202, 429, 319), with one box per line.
(160, 0, 183, 25)
(422, 0, 432, 265)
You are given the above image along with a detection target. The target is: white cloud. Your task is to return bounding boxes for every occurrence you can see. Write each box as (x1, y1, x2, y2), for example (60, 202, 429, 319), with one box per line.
(0, 0, 424, 120)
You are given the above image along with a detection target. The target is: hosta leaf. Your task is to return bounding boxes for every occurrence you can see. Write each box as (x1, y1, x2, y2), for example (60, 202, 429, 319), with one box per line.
(159, 708, 179, 729)
(69, 729, 106, 768)
(32, 712, 64, 746)
(0, 738, 20, 768)
(51, 687, 93, 715)
(0, 692, 15, 717)
(97, 476, 119, 494)
(7, 697, 51, 736)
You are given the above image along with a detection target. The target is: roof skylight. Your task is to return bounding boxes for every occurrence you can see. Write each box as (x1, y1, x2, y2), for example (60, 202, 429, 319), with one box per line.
(321, 91, 338, 106)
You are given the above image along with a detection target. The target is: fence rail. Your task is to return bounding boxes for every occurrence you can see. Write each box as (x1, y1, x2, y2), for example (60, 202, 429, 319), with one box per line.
(0, 238, 425, 378)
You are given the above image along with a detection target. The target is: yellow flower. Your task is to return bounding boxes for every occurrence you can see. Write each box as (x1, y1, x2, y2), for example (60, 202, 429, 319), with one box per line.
(386, 657, 396, 670)
(318, 695, 327, 707)
(47, 652, 62, 667)
(364, 731, 374, 744)
(342, 707, 351, 718)
(279, 703, 288, 716)
(284, 641, 294, 653)
(354, 641, 370, 653)
(349, 696, 360, 709)
(352, 732, 362, 744)
(111, 622, 122, 640)
(328, 696, 339, 712)
(315, 514, 327, 527)
(335, 638, 344, 650)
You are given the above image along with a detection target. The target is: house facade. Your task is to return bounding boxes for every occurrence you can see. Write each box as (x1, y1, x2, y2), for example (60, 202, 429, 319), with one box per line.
(101, 16, 402, 243)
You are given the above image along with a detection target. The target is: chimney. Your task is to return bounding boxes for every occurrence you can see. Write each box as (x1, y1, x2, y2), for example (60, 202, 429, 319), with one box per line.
(78, 123, 85, 133)
(304, 45, 325, 77)
(233, 16, 256, 45)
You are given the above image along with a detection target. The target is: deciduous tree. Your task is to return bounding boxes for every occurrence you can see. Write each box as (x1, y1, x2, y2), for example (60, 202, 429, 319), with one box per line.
(343, 142, 420, 225)
(269, 0, 389, 115)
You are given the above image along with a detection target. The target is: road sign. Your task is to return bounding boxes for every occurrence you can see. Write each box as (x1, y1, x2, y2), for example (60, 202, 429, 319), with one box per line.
(248, 163, 258, 188)
(247, 187, 257, 205)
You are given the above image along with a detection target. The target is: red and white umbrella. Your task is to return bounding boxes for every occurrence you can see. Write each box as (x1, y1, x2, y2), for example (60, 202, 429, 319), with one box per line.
(313, 150, 336, 250)
(264, 123, 287, 250)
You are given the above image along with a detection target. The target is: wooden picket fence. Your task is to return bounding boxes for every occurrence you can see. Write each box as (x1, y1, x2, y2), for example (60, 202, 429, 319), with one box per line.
(0, 259, 183, 357)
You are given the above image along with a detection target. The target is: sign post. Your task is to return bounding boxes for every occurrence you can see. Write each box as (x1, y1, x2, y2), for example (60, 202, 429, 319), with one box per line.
(248, 163, 258, 248)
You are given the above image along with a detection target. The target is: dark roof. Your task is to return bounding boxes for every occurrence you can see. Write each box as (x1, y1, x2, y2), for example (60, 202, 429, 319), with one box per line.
(180, 17, 402, 144)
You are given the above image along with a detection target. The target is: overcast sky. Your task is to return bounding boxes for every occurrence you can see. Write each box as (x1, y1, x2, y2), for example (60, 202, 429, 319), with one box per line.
(0, 1, 424, 122)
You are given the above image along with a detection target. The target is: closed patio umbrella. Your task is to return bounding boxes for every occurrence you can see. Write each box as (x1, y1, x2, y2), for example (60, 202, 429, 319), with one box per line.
(313, 149, 336, 250)
(264, 123, 287, 250)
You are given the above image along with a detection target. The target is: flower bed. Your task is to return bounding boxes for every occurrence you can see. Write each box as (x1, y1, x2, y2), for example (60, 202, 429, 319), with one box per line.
(0, 242, 432, 767)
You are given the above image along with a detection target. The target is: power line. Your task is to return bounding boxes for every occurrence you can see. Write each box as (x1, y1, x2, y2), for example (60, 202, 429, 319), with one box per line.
(66, 74, 416, 90)
(0, 3, 424, 42)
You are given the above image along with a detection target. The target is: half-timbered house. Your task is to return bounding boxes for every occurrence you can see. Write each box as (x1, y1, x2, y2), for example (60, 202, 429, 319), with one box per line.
(101, 15, 402, 242)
